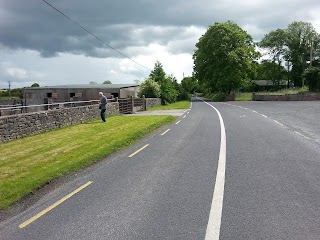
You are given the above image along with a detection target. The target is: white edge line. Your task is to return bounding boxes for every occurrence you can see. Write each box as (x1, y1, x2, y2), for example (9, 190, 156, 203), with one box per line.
(274, 120, 284, 126)
(261, 114, 268, 118)
(294, 131, 310, 139)
(199, 98, 226, 240)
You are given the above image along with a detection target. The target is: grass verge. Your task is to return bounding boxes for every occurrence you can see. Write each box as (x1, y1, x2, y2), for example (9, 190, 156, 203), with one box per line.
(255, 86, 309, 95)
(0, 115, 175, 209)
(235, 92, 253, 101)
(148, 100, 190, 110)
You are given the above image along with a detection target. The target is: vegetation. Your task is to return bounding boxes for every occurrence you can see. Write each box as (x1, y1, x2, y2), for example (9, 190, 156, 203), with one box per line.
(0, 88, 23, 99)
(193, 20, 320, 97)
(103, 80, 112, 84)
(193, 21, 260, 94)
(138, 78, 161, 98)
(149, 61, 178, 103)
(31, 83, 40, 87)
(148, 101, 190, 110)
(0, 115, 175, 209)
(259, 21, 320, 90)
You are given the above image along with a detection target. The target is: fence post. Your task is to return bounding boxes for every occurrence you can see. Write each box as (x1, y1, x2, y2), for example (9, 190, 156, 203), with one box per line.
(142, 95, 146, 110)
(131, 96, 134, 113)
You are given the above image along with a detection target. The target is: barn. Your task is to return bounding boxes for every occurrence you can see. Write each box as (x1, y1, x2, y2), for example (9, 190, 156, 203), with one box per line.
(22, 84, 140, 106)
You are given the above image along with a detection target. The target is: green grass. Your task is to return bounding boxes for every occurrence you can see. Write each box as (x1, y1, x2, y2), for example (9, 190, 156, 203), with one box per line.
(235, 92, 253, 101)
(0, 115, 175, 209)
(234, 87, 310, 100)
(255, 86, 309, 95)
(148, 101, 190, 110)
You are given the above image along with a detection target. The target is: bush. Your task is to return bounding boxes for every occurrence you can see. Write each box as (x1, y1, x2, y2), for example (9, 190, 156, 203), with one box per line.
(304, 67, 320, 92)
(138, 79, 161, 98)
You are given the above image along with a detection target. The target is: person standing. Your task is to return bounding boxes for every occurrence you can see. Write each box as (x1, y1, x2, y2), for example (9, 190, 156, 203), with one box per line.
(99, 92, 107, 122)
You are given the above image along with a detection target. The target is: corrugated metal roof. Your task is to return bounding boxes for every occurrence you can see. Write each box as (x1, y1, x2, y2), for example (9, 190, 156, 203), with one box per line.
(25, 84, 139, 90)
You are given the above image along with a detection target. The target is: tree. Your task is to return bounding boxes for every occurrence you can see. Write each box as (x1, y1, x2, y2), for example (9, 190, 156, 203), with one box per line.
(304, 67, 320, 91)
(103, 80, 112, 84)
(134, 79, 141, 85)
(149, 61, 166, 84)
(89, 81, 97, 84)
(159, 77, 178, 103)
(31, 83, 40, 87)
(193, 21, 260, 94)
(148, 61, 178, 103)
(138, 79, 161, 98)
(260, 29, 287, 86)
(179, 77, 198, 99)
(285, 21, 318, 86)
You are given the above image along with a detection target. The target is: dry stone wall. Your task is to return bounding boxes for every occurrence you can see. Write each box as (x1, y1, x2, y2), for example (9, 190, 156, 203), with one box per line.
(0, 103, 119, 143)
(145, 98, 161, 109)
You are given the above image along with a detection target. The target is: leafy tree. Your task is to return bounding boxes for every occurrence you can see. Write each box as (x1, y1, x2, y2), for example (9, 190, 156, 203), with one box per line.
(285, 21, 318, 86)
(31, 83, 40, 87)
(304, 67, 320, 91)
(178, 76, 199, 99)
(160, 77, 178, 103)
(149, 61, 166, 84)
(103, 80, 112, 84)
(260, 29, 288, 86)
(134, 79, 141, 85)
(138, 79, 161, 98)
(193, 21, 260, 94)
(89, 81, 97, 85)
(148, 61, 178, 103)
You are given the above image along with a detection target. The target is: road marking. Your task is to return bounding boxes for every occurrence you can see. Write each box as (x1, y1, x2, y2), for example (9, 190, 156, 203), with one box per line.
(19, 181, 93, 229)
(161, 129, 171, 136)
(199, 98, 227, 240)
(187, 111, 190, 114)
(252, 110, 257, 113)
(274, 120, 284, 126)
(294, 131, 310, 139)
(183, 115, 186, 118)
(175, 120, 181, 125)
(128, 144, 149, 158)
(261, 114, 268, 118)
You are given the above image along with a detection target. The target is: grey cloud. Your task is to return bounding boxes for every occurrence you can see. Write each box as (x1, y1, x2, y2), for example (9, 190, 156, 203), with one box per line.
(0, 0, 320, 58)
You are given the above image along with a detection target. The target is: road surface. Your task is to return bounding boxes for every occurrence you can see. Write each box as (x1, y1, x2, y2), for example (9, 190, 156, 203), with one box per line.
(1, 98, 319, 239)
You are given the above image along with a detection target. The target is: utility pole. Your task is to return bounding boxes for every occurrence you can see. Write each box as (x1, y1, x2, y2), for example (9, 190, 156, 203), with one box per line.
(8, 81, 11, 98)
(310, 37, 313, 68)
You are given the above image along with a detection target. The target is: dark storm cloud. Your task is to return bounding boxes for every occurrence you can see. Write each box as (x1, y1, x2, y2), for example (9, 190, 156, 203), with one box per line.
(0, 0, 319, 58)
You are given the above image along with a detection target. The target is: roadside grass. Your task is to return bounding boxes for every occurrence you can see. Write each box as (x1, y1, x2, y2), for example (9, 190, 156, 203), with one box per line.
(0, 115, 175, 209)
(255, 86, 309, 95)
(148, 100, 190, 110)
(235, 92, 253, 101)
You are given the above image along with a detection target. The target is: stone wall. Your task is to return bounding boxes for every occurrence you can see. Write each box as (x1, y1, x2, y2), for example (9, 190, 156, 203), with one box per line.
(0, 102, 119, 144)
(253, 92, 320, 101)
(146, 98, 161, 109)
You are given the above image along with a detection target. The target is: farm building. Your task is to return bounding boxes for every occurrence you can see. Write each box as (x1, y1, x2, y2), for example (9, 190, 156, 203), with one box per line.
(22, 84, 140, 106)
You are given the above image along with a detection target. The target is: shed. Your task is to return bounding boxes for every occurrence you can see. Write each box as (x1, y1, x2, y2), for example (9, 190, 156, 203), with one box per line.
(22, 84, 140, 106)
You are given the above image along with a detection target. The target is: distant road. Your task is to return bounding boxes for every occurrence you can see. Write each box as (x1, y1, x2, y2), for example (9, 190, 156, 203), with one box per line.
(1, 98, 320, 239)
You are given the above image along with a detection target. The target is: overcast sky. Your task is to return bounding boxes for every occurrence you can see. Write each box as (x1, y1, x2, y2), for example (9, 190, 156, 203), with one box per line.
(1, 0, 320, 89)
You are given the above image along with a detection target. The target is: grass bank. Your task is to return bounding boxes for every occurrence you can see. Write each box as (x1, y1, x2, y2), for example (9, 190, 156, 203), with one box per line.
(255, 86, 309, 95)
(0, 115, 175, 209)
(234, 87, 310, 101)
(148, 100, 190, 110)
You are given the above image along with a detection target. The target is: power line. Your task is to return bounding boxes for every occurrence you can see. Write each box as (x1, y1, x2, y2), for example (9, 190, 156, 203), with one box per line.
(41, 0, 152, 71)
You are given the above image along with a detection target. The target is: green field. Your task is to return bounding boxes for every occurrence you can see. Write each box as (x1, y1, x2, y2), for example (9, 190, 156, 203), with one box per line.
(0, 115, 175, 209)
(148, 100, 190, 110)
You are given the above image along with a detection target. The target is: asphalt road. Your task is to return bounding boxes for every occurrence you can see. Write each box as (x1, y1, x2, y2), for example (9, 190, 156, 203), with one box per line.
(0, 98, 320, 239)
